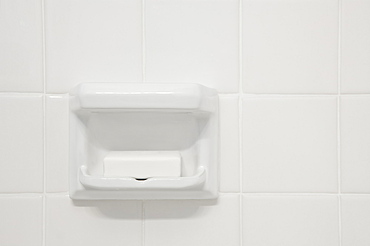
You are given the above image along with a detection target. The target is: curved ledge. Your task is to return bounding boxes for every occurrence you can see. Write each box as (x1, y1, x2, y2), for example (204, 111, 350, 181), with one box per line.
(79, 166, 206, 190)
(70, 83, 218, 113)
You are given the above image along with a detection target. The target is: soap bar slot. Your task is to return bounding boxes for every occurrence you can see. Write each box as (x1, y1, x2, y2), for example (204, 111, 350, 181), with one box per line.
(79, 165, 206, 190)
(103, 151, 182, 179)
(84, 112, 202, 178)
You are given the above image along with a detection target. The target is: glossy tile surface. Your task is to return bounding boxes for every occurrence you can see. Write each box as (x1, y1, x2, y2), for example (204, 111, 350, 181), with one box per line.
(0, 0, 43, 92)
(243, 0, 338, 93)
(0, 196, 42, 245)
(219, 95, 240, 192)
(341, 196, 370, 246)
(341, 0, 370, 93)
(45, 0, 142, 93)
(0, 0, 369, 244)
(243, 195, 339, 246)
(0, 95, 43, 192)
(341, 96, 370, 193)
(46, 195, 142, 246)
(46, 95, 69, 192)
(243, 96, 338, 192)
(144, 194, 240, 246)
(145, 0, 239, 93)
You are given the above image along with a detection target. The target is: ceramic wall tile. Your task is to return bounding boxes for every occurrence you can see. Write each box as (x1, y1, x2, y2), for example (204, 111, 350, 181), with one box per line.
(242, 96, 338, 192)
(243, 195, 339, 246)
(341, 195, 370, 246)
(45, 195, 142, 246)
(341, 96, 370, 193)
(243, 0, 338, 93)
(144, 194, 240, 246)
(341, 0, 370, 93)
(0, 0, 43, 92)
(46, 95, 69, 192)
(0, 95, 43, 193)
(145, 0, 239, 93)
(1, 0, 370, 244)
(0, 196, 43, 245)
(45, 0, 142, 93)
(219, 95, 240, 192)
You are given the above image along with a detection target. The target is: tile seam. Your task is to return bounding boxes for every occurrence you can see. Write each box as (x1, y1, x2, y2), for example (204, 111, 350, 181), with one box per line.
(142, 0, 146, 84)
(141, 1, 146, 246)
(142, 201, 145, 246)
(337, 0, 343, 244)
(4, 92, 370, 96)
(239, 0, 243, 245)
(41, 0, 47, 245)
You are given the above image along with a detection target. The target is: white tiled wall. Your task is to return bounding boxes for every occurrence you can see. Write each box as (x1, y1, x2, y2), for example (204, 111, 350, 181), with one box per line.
(242, 0, 338, 94)
(45, 196, 142, 246)
(0, 0, 43, 92)
(1, 0, 370, 245)
(243, 195, 340, 246)
(45, 0, 143, 93)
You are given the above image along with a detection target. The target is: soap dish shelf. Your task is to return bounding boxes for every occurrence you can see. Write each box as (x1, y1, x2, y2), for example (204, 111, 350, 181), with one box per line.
(69, 83, 218, 200)
(79, 166, 206, 190)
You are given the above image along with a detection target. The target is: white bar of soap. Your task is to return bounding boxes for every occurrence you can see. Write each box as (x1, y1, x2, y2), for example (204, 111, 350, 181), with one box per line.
(104, 151, 181, 179)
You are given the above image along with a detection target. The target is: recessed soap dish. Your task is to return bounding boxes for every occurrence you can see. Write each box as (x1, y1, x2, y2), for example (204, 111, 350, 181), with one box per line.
(69, 83, 218, 200)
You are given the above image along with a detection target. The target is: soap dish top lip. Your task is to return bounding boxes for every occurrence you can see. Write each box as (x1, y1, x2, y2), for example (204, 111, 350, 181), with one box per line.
(70, 83, 218, 112)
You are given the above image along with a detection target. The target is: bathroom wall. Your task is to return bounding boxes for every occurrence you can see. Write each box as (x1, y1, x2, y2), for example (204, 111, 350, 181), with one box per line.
(0, 0, 370, 245)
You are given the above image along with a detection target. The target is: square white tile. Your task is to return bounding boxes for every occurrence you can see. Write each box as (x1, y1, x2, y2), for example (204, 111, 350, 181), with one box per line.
(219, 95, 240, 192)
(46, 95, 69, 192)
(0, 0, 43, 92)
(0, 196, 42, 245)
(341, 0, 370, 93)
(341, 195, 370, 246)
(46, 195, 142, 246)
(243, 0, 338, 94)
(242, 96, 338, 192)
(145, 0, 239, 93)
(144, 194, 240, 246)
(0, 95, 43, 192)
(341, 96, 370, 193)
(243, 195, 339, 246)
(45, 0, 142, 93)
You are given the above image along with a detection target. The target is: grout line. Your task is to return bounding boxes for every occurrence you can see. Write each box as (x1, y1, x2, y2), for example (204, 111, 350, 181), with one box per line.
(44, 192, 69, 195)
(42, 5, 46, 95)
(142, 201, 145, 246)
(45, 93, 69, 96)
(239, 93, 370, 96)
(238, 0, 243, 245)
(337, 0, 342, 99)
(337, 0, 342, 245)
(229, 193, 370, 196)
(338, 196, 342, 245)
(3, 92, 370, 97)
(223, 192, 341, 196)
(2, 192, 370, 196)
(0, 92, 45, 96)
(142, 0, 146, 83)
(0, 192, 68, 196)
(41, 0, 47, 245)
(341, 193, 370, 196)
(1, 192, 369, 197)
(42, 98, 46, 246)
(44, 193, 70, 198)
(141, 1, 146, 246)
(337, 0, 342, 196)
(0, 193, 45, 198)
(231, 93, 361, 96)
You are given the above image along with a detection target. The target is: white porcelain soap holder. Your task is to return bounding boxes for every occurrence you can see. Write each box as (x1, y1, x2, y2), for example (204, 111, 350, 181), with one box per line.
(69, 83, 218, 200)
